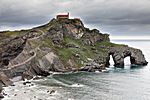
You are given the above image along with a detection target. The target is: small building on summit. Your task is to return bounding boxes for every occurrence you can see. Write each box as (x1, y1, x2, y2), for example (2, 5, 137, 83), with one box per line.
(56, 13, 69, 19)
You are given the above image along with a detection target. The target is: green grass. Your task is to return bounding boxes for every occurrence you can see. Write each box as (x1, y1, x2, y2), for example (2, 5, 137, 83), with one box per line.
(56, 47, 88, 68)
(29, 34, 128, 68)
(0, 17, 129, 69)
(96, 41, 127, 47)
(0, 30, 29, 37)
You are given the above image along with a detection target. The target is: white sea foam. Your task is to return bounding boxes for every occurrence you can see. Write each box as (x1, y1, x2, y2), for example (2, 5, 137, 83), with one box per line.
(95, 70, 101, 73)
(71, 83, 84, 87)
(68, 98, 75, 100)
(3, 80, 60, 100)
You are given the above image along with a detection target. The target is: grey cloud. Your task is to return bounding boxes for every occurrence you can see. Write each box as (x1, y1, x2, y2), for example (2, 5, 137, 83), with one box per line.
(0, 0, 150, 36)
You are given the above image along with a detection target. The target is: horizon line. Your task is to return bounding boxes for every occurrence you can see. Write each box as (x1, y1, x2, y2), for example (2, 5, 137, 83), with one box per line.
(110, 36, 150, 40)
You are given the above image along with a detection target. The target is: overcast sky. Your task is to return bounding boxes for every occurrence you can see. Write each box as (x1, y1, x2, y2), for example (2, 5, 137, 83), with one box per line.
(0, 0, 150, 36)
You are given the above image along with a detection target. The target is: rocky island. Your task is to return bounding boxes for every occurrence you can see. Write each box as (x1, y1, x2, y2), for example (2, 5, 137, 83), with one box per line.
(0, 15, 148, 98)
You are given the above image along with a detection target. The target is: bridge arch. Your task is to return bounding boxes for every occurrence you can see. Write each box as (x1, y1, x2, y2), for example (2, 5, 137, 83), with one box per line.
(106, 51, 136, 68)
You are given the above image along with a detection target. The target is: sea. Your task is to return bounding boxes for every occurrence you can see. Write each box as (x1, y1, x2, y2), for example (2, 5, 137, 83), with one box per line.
(3, 40, 150, 100)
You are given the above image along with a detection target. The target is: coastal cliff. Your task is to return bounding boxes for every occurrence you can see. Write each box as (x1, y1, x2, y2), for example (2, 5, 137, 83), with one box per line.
(0, 18, 148, 88)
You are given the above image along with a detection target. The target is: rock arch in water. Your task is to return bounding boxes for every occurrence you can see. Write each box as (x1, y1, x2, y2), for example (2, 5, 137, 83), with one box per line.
(106, 46, 148, 68)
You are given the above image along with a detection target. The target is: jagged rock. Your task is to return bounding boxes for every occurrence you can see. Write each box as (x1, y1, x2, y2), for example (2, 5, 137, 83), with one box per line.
(28, 65, 50, 77)
(39, 52, 66, 72)
(0, 83, 4, 99)
(22, 71, 34, 81)
(0, 17, 148, 88)
(0, 93, 4, 98)
(107, 46, 148, 68)
(66, 43, 79, 48)
(26, 30, 42, 39)
(82, 29, 109, 45)
(66, 59, 77, 70)
(80, 62, 105, 72)
(23, 81, 31, 85)
(51, 32, 64, 45)
(0, 36, 27, 67)
(0, 83, 3, 93)
(0, 72, 13, 86)
(47, 18, 109, 44)
(49, 90, 55, 94)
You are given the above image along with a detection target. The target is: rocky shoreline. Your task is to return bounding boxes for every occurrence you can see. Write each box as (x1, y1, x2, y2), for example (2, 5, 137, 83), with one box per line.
(2, 79, 58, 100)
(0, 18, 148, 98)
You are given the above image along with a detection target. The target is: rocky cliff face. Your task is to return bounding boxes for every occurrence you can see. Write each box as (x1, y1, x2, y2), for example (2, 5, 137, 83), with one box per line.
(106, 46, 148, 68)
(0, 18, 148, 86)
(0, 36, 27, 67)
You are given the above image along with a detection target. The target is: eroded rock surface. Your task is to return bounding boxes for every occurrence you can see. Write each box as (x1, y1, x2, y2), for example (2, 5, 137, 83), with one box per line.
(0, 36, 27, 67)
(0, 18, 148, 87)
(106, 46, 148, 68)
